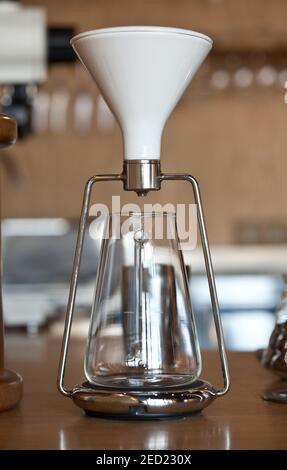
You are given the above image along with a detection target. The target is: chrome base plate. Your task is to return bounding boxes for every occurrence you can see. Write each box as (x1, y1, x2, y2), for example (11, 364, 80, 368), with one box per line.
(71, 379, 216, 420)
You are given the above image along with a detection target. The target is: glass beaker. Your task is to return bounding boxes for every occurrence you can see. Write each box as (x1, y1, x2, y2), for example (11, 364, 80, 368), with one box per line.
(85, 212, 201, 390)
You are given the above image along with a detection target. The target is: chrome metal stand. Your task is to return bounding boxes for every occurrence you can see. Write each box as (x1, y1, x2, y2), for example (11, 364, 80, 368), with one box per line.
(58, 161, 230, 418)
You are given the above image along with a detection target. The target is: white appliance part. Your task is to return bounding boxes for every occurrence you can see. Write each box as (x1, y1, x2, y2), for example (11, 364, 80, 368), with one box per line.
(71, 26, 212, 161)
(0, 1, 47, 83)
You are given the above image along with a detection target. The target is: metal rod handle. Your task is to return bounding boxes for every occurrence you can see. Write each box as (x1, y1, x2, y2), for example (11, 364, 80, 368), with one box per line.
(161, 173, 230, 396)
(58, 167, 229, 398)
(57, 174, 122, 397)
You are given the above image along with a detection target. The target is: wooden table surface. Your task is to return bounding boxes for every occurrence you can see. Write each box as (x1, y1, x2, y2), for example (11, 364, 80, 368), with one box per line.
(1, 331, 286, 450)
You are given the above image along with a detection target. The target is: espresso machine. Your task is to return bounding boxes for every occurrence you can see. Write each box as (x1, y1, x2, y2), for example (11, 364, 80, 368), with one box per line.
(0, 0, 75, 138)
(58, 26, 230, 419)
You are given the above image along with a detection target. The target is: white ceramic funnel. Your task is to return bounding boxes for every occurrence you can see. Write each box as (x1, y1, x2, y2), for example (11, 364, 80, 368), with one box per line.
(71, 26, 212, 161)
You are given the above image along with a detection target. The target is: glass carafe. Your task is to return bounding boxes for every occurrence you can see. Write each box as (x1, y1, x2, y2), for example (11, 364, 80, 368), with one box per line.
(85, 212, 201, 390)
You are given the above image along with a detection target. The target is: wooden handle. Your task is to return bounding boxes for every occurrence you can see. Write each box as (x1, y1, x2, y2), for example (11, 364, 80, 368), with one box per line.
(0, 113, 17, 372)
(0, 113, 22, 411)
(0, 114, 17, 149)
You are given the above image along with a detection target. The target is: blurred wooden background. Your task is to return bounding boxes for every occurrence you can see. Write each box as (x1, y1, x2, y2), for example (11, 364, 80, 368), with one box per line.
(1, 0, 287, 244)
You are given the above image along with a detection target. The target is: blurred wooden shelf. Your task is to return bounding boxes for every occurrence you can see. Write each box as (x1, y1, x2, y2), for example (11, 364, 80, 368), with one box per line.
(24, 0, 287, 51)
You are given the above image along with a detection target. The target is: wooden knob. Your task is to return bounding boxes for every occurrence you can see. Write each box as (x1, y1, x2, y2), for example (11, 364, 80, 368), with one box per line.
(0, 369, 23, 412)
(0, 114, 17, 149)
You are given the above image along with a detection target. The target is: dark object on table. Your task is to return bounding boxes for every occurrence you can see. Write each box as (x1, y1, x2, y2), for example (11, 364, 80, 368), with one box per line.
(260, 274, 287, 403)
(262, 387, 287, 404)
(261, 321, 287, 380)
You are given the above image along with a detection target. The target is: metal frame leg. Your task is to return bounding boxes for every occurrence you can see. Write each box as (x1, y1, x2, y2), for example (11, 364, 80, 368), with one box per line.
(58, 169, 229, 399)
(161, 173, 230, 396)
(57, 174, 122, 397)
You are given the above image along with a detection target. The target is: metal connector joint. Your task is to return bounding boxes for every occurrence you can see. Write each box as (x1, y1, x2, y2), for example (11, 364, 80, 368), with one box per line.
(122, 159, 161, 196)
